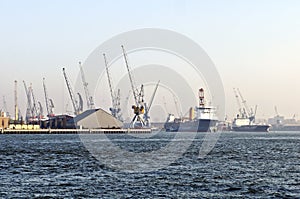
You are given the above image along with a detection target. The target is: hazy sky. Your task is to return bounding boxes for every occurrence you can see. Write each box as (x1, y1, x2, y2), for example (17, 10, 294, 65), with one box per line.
(0, 0, 299, 120)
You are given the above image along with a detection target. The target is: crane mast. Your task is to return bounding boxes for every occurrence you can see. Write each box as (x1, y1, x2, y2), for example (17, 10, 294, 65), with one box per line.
(79, 62, 94, 109)
(62, 68, 79, 115)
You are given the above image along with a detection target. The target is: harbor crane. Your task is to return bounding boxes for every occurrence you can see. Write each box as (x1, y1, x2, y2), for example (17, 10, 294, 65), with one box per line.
(43, 78, 55, 117)
(234, 88, 255, 122)
(38, 101, 43, 119)
(23, 81, 40, 121)
(121, 45, 146, 128)
(62, 68, 83, 115)
(30, 84, 39, 118)
(143, 81, 160, 127)
(14, 80, 19, 122)
(233, 88, 244, 117)
(103, 53, 123, 121)
(2, 96, 9, 117)
(79, 62, 95, 109)
(23, 80, 33, 122)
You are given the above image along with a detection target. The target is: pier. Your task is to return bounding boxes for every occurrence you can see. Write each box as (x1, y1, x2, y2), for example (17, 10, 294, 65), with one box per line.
(1, 128, 152, 134)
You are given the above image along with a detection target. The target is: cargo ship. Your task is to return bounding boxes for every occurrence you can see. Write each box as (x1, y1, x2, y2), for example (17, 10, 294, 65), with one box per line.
(164, 88, 218, 132)
(231, 116, 271, 132)
(268, 108, 300, 131)
(231, 88, 270, 132)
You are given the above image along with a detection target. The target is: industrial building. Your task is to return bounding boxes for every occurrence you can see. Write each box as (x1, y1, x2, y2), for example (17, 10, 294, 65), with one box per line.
(0, 111, 9, 129)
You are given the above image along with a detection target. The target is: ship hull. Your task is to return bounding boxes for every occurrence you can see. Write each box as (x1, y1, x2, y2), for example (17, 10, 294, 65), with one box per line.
(164, 119, 218, 132)
(232, 125, 270, 132)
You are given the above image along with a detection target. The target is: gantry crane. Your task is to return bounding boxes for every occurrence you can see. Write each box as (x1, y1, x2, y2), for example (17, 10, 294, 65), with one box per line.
(43, 78, 55, 117)
(62, 68, 82, 115)
(103, 53, 123, 121)
(121, 45, 146, 127)
(79, 62, 94, 109)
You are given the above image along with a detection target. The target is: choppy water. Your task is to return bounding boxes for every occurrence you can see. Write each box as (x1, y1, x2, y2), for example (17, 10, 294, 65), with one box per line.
(0, 132, 299, 198)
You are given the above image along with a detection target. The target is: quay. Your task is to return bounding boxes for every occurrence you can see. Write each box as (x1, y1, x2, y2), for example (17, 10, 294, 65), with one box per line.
(1, 128, 152, 134)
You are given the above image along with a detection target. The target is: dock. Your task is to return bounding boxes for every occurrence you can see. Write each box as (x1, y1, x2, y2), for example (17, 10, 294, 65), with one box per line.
(1, 128, 152, 134)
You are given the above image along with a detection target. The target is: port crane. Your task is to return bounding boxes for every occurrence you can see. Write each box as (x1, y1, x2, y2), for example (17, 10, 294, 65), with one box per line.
(23, 81, 40, 121)
(62, 68, 83, 115)
(234, 88, 256, 122)
(143, 81, 160, 127)
(14, 80, 19, 122)
(121, 45, 146, 128)
(233, 88, 244, 117)
(43, 78, 55, 117)
(38, 101, 43, 119)
(79, 62, 95, 109)
(30, 84, 39, 119)
(103, 53, 123, 121)
(2, 96, 9, 117)
(23, 80, 33, 122)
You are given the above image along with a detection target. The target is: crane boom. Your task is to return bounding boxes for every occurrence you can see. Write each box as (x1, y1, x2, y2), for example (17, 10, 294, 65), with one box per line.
(30, 84, 38, 117)
(147, 81, 160, 112)
(62, 68, 79, 115)
(103, 53, 115, 107)
(79, 62, 94, 109)
(38, 101, 43, 118)
(2, 96, 9, 116)
(43, 78, 55, 117)
(121, 45, 139, 106)
(237, 88, 251, 117)
(233, 88, 243, 116)
(23, 80, 32, 121)
(144, 81, 160, 127)
(103, 53, 123, 121)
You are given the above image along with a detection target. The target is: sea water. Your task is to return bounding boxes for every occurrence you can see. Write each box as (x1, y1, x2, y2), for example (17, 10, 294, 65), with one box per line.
(0, 132, 299, 198)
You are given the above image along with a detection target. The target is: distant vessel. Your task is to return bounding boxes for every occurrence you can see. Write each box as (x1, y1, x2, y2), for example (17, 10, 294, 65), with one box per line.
(268, 107, 300, 131)
(231, 116, 271, 132)
(164, 88, 218, 132)
(231, 88, 270, 132)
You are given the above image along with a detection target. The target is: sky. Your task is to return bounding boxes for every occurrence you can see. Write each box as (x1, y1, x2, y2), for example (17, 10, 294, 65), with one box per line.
(0, 0, 300, 121)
